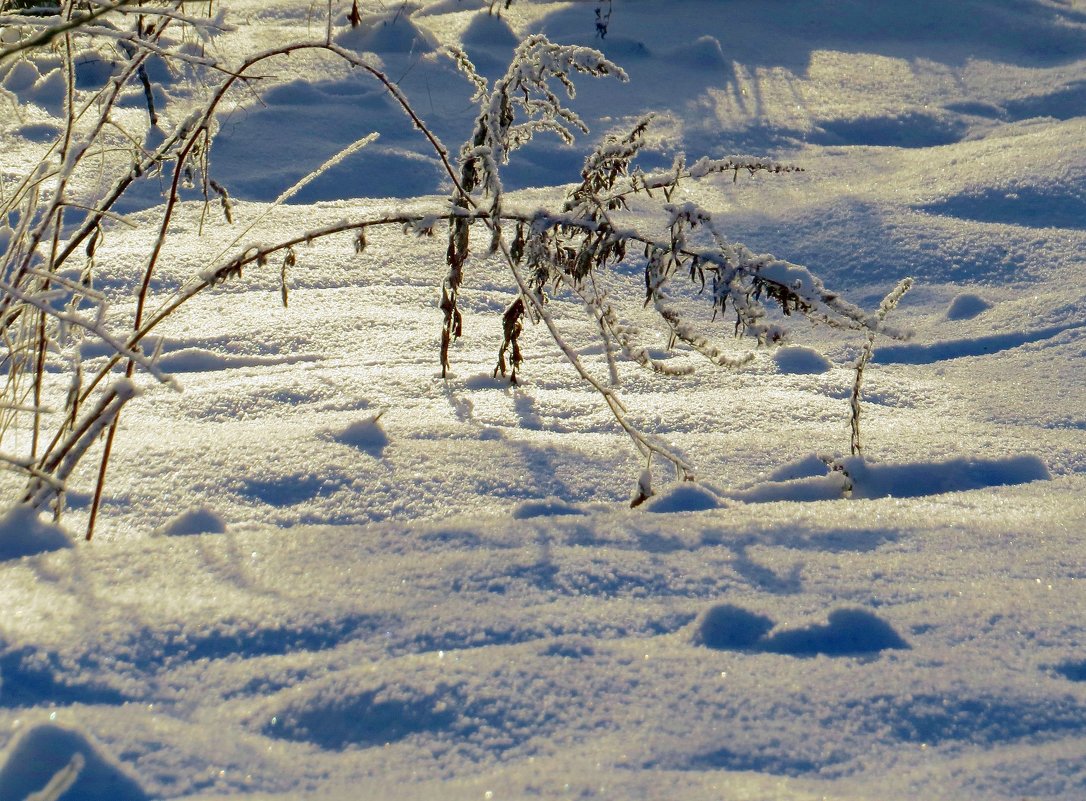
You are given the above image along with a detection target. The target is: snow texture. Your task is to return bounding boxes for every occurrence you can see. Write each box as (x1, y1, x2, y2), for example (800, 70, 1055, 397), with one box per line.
(0, 723, 148, 801)
(157, 507, 228, 537)
(0, 505, 72, 561)
(772, 345, 834, 374)
(947, 292, 994, 321)
(1, 1, 1086, 800)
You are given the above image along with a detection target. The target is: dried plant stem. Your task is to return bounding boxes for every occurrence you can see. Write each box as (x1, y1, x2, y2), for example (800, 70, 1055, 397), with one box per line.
(503, 243, 696, 479)
(77, 40, 450, 537)
(850, 278, 913, 456)
(208, 132, 380, 269)
(23, 380, 137, 511)
(0, 12, 172, 326)
(0, 1, 139, 64)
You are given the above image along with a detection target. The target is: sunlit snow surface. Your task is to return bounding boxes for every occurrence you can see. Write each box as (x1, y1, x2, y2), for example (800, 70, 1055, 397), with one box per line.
(2, 1, 1086, 799)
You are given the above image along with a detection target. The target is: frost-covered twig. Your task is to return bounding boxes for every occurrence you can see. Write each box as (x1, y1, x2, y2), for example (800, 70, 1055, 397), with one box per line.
(441, 35, 627, 376)
(851, 278, 913, 456)
(0, 0, 137, 63)
(23, 379, 138, 512)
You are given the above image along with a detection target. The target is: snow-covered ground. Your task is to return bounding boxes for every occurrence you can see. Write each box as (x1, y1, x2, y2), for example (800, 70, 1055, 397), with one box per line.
(2, 1, 1085, 799)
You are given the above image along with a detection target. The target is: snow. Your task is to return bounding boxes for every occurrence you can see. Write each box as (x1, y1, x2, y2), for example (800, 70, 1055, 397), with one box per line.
(946, 292, 994, 321)
(157, 507, 228, 537)
(0, 723, 148, 801)
(730, 454, 1053, 503)
(772, 345, 833, 374)
(0, 505, 72, 561)
(2, 1, 1086, 800)
(642, 481, 722, 513)
(696, 605, 910, 657)
(330, 413, 389, 457)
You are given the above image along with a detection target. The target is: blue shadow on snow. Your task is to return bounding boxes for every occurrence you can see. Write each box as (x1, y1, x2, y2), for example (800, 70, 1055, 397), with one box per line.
(695, 604, 908, 657)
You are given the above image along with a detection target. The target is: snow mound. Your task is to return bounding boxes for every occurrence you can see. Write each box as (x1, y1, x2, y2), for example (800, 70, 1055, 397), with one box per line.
(73, 48, 120, 89)
(766, 453, 835, 482)
(26, 68, 66, 114)
(334, 5, 439, 56)
(260, 676, 462, 751)
(772, 345, 833, 374)
(463, 373, 513, 390)
(512, 497, 587, 519)
(597, 36, 652, 60)
(733, 454, 1051, 503)
(154, 347, 319, 372)
(760, 608, 909, 656)
(946, 292, 994, 320)
(12, 121, 62, 143)
(332, 414, 389, 457)
(842, 455, 1051, 499)
(695, 605, 908, 656)
(643, 482, 722, 513)
(156, 506, 227, 536)
(694, 604, 775, 650)
(737, 473, 849, 503)
(461, 11, 518, 49)
(666, 35, 724, 69)
(1, 60, 39, 93)
(0, 722, 149, 801)
(0, 505, 72, 561)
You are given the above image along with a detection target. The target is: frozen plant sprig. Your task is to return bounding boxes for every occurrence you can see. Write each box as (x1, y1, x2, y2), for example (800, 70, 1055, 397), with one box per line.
(441, 34, 627, 378)
(850, 278, 914, 456)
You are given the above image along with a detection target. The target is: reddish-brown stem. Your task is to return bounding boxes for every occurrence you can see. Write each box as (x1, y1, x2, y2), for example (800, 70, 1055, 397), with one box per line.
(74, 36, 474, 536)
